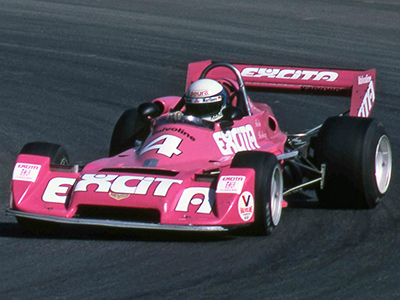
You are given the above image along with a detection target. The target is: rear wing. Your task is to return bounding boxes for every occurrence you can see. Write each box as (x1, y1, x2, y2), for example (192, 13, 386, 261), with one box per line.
(186, 60, 376, 117)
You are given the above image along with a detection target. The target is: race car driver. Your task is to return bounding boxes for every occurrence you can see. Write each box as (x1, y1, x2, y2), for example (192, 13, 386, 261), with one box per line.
(169, 78, 229, 122)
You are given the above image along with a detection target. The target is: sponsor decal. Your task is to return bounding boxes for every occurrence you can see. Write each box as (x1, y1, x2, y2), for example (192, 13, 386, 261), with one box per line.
(189, 90, 209, 97)
(42, 175, 182, 204)
(153, 128, 195, 141)
(258, 132, 267, 139)
(241, 68, 339, 82)
(238, 191, 254, 222)
(140, 134, 182, 157)
(300, 86, 345, 93)
(109, 192, 130, 200)
(175, 187, 215, 214)
(213, 124, 261, 155)
(357, 81, 375, 117)
(358, 74, 372, 85)
(185, 95, 222, 104)
(13, 163, 41, 182)
(216, 176, 245, 194)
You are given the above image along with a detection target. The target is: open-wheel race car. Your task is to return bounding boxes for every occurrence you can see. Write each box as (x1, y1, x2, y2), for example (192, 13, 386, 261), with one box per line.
(7, 60, 392, 235)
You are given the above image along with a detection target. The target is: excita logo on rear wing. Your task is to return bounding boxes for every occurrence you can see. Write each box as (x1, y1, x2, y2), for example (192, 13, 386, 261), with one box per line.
(240, 68, 339, 82)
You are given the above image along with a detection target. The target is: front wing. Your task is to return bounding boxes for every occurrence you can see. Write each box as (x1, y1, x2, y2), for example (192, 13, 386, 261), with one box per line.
(6, 209, 229, 232)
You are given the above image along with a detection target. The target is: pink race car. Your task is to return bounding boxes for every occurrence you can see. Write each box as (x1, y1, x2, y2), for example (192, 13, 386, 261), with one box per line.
(7, 61, 392, 235)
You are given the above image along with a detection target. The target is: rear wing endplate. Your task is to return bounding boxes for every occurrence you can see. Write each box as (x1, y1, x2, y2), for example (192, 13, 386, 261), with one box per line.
(186, 60, 376, 117)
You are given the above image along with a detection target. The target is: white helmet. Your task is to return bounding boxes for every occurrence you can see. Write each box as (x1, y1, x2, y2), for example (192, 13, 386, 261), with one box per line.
(184, 79, 228, 121)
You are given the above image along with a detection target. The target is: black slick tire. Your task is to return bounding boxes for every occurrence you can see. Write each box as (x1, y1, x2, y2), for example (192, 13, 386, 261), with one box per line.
(315, 116, 392, 209)
(231, 151, 283, 235)
(20, 142, 69, 165)
(109, 108, 149, 157)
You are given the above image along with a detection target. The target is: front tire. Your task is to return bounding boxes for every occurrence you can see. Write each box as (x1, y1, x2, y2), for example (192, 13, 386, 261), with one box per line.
(17, 142, 69, 233)
(315, 116, 392, 208)
(231, 151, 283, 235)
(20, 142, 69, 165)
(109, 108, 149, 157)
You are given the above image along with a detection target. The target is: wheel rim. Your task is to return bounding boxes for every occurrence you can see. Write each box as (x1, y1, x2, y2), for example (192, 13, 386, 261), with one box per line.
(375, 135, 392, 194)
(270, 165, 283, 226)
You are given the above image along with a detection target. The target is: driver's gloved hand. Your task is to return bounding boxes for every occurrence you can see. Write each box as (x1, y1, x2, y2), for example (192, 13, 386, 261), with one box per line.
(167, 111, 184, 122)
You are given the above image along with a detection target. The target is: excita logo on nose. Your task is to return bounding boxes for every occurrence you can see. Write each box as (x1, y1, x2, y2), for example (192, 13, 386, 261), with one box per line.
(42, 174, 183, 203)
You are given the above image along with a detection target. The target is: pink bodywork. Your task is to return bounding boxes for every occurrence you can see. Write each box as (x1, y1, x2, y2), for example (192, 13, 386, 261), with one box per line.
(10, 60, 376, 229)
(11, 94, 286, 228)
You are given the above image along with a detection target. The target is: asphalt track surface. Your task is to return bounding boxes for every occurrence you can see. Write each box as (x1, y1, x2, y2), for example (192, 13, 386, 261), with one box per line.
(1, 1, 399, 299)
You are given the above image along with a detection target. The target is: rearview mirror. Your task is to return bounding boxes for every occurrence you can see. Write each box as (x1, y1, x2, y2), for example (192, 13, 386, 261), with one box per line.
(138, 102, 163, 120)
(222, 106, 244, 121)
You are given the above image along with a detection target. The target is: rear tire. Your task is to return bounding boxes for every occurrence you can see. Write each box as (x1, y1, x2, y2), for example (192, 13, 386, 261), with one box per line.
(231, 151, 283, 235)
(315, 117, 392, 208)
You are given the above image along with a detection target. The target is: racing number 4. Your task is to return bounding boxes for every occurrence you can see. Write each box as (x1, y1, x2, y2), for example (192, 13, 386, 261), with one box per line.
(140, 134, 182, 157)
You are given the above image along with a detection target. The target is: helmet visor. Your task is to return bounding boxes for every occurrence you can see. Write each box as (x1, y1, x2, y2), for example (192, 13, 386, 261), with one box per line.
(185, 102, 223, 117)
